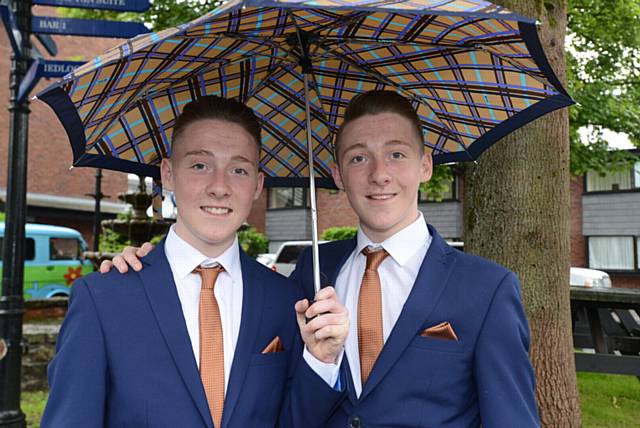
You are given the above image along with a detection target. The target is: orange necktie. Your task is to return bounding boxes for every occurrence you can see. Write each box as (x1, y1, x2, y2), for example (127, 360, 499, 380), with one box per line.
(358, 247, 389, 386)
(196, 265, 225, 428)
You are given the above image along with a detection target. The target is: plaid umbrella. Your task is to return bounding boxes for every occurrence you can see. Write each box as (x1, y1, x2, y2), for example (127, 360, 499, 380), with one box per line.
(38, 0, 572, 291)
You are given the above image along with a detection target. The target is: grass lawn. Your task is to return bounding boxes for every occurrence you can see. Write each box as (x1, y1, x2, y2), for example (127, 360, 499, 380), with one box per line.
(21, 373, 640, 427)
(22, 390, 47, 428)
(578, 372, 640, 427)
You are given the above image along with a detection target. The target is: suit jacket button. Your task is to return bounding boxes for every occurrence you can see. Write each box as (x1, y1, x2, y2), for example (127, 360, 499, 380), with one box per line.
(350, 416, 361, 428)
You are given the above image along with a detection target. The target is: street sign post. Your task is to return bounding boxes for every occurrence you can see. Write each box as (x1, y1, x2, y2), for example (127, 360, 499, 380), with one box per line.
(32, 0, 151, 13)
(0, 0, 151, 425)
(32, 16, 149, 38)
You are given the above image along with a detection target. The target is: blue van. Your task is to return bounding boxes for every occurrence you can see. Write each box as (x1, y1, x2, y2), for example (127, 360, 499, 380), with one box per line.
(0, 223, 93, 299)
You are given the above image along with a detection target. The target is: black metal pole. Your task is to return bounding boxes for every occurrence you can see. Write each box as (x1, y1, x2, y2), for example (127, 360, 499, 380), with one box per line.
(0, 0, 31, 426)
(92, 168, 103, 252)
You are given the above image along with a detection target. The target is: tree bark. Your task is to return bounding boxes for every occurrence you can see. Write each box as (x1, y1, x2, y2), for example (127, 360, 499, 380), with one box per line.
(463, 0, 581, 426)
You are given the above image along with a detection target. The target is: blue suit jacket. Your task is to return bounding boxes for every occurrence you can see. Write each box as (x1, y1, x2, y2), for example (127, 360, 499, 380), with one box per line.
(291, 225, 540, 427)
(42, 241, 343, 428)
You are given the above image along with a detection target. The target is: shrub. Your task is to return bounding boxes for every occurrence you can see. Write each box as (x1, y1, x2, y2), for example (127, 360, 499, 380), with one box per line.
(321, 226, 357, 241)
(238, 227, 269, 257)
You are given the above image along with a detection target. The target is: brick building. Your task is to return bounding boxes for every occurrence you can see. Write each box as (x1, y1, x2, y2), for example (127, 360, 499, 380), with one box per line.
(1, 6, 129, 248)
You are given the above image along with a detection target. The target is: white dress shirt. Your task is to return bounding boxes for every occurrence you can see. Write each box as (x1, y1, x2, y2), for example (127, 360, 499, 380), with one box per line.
(165, 226, 339, 391)
(165, 226, 243, 393)
(336, 212, 432, 397)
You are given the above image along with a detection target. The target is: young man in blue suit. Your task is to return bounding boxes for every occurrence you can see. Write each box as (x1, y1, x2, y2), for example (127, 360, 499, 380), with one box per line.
(291, 90, 540, 427)
(105, 90, 541, 427)
(42, 96, 348, 428)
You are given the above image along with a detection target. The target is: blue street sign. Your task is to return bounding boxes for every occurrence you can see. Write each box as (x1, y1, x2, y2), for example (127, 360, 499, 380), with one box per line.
(32, 16, 150, 38)
(0, 3, 23, 57)
(32, 0, 151, 13)
(41, 60, 85, 78)
(35, 33, 58, 56)
(18, 59, 41, 103)
(18, 59, 85, 102)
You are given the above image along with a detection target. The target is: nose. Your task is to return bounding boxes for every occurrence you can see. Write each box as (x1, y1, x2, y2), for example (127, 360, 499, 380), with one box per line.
(369, 157, 391, 186)
(206, 168, 231, 198)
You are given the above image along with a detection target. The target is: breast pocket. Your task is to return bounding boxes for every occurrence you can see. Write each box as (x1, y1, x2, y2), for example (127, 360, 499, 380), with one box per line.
(235, 351, 291, 426)
(409, 335, 466, 353)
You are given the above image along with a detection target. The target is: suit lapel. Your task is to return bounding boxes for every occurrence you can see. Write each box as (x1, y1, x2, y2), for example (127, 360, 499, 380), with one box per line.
(322, 238, 356, 287)
(220, 249, 264, 426)
(139, 242, 214, 428)
(360, 226, 457, 401)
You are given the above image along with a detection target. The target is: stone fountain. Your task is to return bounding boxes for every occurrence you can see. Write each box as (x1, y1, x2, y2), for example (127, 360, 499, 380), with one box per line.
(101, 177, 172, 247)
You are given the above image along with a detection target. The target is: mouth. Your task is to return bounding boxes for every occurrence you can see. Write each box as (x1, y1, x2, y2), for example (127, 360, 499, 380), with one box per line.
(201, 206, 232, 216)
(366, 193, 396, 201)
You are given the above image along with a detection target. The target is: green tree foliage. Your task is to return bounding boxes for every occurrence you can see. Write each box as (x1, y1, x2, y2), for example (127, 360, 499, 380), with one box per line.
(237, 227, 269, 257)
(321, 226, 357, 241)
(420, 164, 454, 201)
(0, 212, 5, 222)
(57, 0, 222, 31)
(567, 0, 640, 175)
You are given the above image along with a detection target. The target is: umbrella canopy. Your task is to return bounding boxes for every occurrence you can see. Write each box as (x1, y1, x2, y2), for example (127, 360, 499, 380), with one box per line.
(39, 0, 573, 188)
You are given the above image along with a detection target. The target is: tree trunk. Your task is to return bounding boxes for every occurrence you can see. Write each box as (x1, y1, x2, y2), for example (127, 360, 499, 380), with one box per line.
(463, 0, 581, 426)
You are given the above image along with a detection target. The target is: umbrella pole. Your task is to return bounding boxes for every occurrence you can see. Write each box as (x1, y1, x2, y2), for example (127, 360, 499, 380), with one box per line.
(303, 72, 322, 295)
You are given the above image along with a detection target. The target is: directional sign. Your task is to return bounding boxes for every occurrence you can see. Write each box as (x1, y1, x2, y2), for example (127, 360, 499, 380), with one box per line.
(0, 3, 23, 57)
(18, 59, 85, 102)
(33, 0, 151, 13)
(32, 16, 150, 38)
(18, 59, 41, 103)
(35, 33, 58, 56)
(41, 60, 85, 78)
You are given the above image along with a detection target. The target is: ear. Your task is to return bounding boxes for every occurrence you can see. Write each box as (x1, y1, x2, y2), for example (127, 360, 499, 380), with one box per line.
(420, 151, 433, 183)
(331, 162, 344, 191)
(160, 158, 175, 192)
(253, 171, 265, 201)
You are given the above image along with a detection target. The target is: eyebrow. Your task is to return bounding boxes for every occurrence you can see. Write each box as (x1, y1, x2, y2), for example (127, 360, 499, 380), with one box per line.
(341, 139, 415, 155)
(184, 149, 214, 157)
(184, 150, 255, 165)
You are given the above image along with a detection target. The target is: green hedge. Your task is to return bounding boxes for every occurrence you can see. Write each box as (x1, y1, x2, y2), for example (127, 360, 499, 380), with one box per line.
(321, 226, 357, 241)
(238, 227, 269, 257)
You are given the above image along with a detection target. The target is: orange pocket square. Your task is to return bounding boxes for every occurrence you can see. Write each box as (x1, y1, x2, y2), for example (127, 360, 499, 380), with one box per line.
(261, 336, 284, 354)
(420, 322, 458, 341)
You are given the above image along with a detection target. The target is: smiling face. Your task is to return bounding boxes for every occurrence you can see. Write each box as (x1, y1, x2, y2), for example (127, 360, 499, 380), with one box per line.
(332, 112, 432, 243)
(161, 119, 263, 257)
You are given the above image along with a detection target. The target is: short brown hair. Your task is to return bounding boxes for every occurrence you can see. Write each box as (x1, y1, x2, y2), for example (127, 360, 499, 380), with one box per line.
(334, 90, 423, 161)
(171, 95, 261, 154)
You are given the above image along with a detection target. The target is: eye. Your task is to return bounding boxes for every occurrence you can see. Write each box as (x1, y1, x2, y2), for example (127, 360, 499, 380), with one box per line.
(390, 151, 406, 160)
(349, 154, 366, 164)
(190, 162, 206, 170)
(232, 167, 248, 176)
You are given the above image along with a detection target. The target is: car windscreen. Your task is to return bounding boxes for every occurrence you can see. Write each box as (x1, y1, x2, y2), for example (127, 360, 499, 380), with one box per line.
(277, 245, 308, 264)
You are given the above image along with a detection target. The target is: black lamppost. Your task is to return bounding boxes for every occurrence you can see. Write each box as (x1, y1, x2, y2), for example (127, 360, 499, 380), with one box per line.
(0, 0, 31, 426)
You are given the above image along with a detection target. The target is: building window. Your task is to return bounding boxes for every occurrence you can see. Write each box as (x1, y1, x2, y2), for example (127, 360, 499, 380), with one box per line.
(585, 162, 640, 192)
(268, 188, 309, 209)
(588, 236, 638, 271)
(418, 176, 456, 202)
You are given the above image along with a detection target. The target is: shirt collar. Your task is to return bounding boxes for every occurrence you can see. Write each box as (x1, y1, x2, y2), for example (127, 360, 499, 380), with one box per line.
(356, 212, 431, 267)
(165, 225, 241, 283)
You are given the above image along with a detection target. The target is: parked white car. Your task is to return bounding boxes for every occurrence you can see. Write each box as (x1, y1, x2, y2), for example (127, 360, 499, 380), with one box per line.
(569, 267, 612, 288)
(258, 241, 327, 277)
